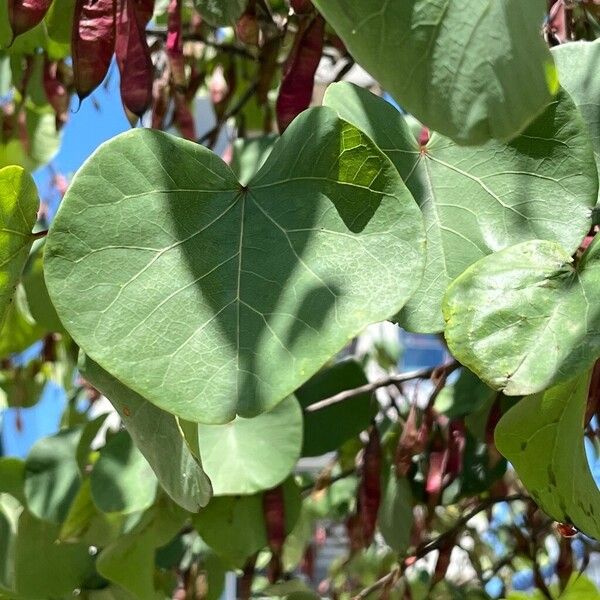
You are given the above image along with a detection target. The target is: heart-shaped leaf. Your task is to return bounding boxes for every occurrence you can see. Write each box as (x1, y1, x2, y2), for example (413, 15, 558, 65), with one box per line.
(495, 374, 600, 539)
(444, 238, 600, 396)
(0, 166, 39, 331)
(553, 39, 600, 206)
(80, 356, 212, 512)
(324, 83, 596, 332)
(313, 0, 557, 145)
(187, 395, 302, 496)
(45, 107, 426, 423)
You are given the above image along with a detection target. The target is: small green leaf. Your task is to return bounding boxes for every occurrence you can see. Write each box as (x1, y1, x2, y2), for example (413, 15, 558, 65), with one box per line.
(0, 166, 38, 330)
(191, 395, 302, 496)
(14, 510, 94, 598)
(24, 428, 83, 523)
(80, 356, 212, 512)
(444, 238, 600, 396)
(192, 477, 301, 567)
(0, 458, 25, 504)
(0, 284, 46, 359)
(22, 243, 64, 332)
(58, 478, 96, 542)
(97, 501, 185, 600)
(496, 374, 600, 541)
(296, 359, 376, 457)
(378, 472, 413, 554)
(90, 430, 158, 515)
(45, 107, 425, 423)
(314, 0, 557, 145)
(324, 82, 596, 332)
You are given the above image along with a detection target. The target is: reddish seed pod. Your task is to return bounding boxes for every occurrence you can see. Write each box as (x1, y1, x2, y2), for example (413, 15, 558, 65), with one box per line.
(235, 0, 259, 46)
(8, 0, 53, 38)
(263, 485, 286, 583)
(290, 0, 313, 14)
(555, 522, 579, 538)
(72, 0, 116, 100)
(116, 0, 153, 118)
(276, 13, 324, 133)
(43, 59, 69, 129)
(358, 426, 382, 546)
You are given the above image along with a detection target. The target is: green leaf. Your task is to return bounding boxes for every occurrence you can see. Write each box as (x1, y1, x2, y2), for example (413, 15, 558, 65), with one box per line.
(192, 477, 301, 567)
(97, 501, 185, 600)
(0, 285, 46, 359)
(191, 395, 302, 495)
(313, 0, 557, 145)
(24, 428, 83, 523)
(378, 472, 413, 554)
(80, 356, 212, 512)
(75, 413, 110, 472)
(14, 510, 94, 598)
(90, 429, 158, 515)
(22, 243, 65, 332)
(192, 0, 245, 26)
(45, 107, 426, 423)
(296, 359, 376, 457)
(230, 134, 278, 186)
(0, 505, 14, 592)
(0, 458, 25, 504)
(58, 478, 97, 542)
(444, 238, 600, 396)
(0, 166, 38, 331)
(553, 39, 600, 206)
(324, 82, 596, 332)
(495, 375, 600, 539)
(434, 368, 496, 421)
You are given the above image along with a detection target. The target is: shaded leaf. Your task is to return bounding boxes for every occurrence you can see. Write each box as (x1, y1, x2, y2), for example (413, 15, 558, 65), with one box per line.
(297, 359, 377, 457)
(45, 107, 426, 423)
(378, 471, 413, 554)
(496, 374, 600, 540)
(324, 82, 596, 332)
(193, 0, 245, 26)
(14, 510, 94, 597)
(80, 356, 212, 512)
(314, 0, 557, 145)
(90, 429, 158, 514)
(193, 477, 301, 567)
(24, 427, 82, 523)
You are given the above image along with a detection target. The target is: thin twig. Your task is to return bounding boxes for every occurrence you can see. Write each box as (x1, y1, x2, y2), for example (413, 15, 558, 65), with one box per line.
(352, 494, 530, 600)
(306, 361, 459, 413)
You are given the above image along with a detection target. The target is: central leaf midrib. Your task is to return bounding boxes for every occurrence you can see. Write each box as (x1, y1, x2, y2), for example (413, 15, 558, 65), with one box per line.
(235, 192, 246, 398)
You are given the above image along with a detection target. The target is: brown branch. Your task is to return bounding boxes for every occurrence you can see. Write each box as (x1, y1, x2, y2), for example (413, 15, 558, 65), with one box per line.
(305, 361, 459, 413)
(352, 494, 531, 600)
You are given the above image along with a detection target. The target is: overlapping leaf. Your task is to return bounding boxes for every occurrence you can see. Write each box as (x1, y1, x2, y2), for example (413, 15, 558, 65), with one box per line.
(189, 395, 302, 496)
(553, 39, 600, 206)
(80, 356, 212, 512)
(324, 83, 596, 332)
(45, 107, 426, 423)
(496, 374, 600, 539)
(313, 0, 557, 145)
(444, 238, 600, 396)
(0, 166, 39, 331)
